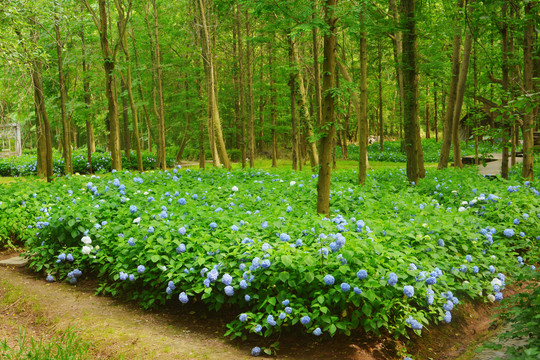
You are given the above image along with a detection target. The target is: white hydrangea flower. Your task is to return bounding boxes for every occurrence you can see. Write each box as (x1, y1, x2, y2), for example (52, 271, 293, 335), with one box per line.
(458, 207, 467, 212)
(487, 294, 496, 303)
(133, 217, 141, 224)
(81, 246, 92, 255)
(491, 278, 502, 287)
(290, 181, 296, 186)
(81, 236, 92, 245)
(232, 186, 239, 192)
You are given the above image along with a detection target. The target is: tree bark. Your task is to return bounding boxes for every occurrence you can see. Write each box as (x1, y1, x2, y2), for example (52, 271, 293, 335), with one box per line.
(151, 0, 167, 170)
(402, 0, 419, 184)
(501, 1, 510, 179)
(246, 11, 255, 168)
(312, 2, 322, 128)
(358, 25, 368, 184)
(270, 39, 278, 167)
(83, 0, 122, 171)
(438, 0, 464, 170)
(289, 36, 299, 171)
(294, 40, 319, 170)
(452, 23, 473, 170)
(316, 0, 338, 216)
(196, 0, 231, 169)
(236, 2, 246, 168)
(522, 1, 535, 180)
(378, 38, 384, 151)
(54, 4, 72, 174)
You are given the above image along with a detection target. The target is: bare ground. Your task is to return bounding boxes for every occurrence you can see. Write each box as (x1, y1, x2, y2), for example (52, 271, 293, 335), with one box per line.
(0, 251, 511, 360)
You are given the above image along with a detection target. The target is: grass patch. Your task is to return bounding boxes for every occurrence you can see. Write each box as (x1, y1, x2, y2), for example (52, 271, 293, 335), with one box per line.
(0, 327, 91, 360)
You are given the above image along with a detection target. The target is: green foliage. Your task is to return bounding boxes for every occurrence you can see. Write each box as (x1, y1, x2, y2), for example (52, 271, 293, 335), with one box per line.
(0, 149, 175, 177)
(485, 266, 540, 359)
(337, 139, 502, 163)
(0, 327, 91, 360)
(1, 163, 538, 356)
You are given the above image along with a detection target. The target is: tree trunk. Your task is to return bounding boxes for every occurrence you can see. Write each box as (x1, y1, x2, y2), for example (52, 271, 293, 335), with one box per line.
(402, 0, 419, 183)
(84, 0, 122, 171)
(501, 1, 510, 179)
(312, 2, 322, 128)
(151, 0, 167, 170)
(270, 39, 278, 167)
(289, 37, 299, 171)
(121, 79, 131, 158)
(236, 2, 246, 168)
(245, 10, 255, 168)
(316, 0, 337, 216)
(196, 0, 231, 169)
(54, 5, 72, 174)
(294, 40, 319, 170)
(438, 0, 464, 170)
(452, 26, 473, 170)
(378, 38, 384, 151)
(425, 84, 430, 139)
(522, 1, 534, 180)
(80, 11, 94, 172)
(358, 26, 368, 184)
(434, 83, 438, 142)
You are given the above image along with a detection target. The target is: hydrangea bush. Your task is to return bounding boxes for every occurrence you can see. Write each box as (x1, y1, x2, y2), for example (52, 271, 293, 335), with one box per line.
(1, 165, 538, 357)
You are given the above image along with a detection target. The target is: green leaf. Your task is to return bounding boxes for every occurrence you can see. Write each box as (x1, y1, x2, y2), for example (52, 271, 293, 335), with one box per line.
(281, 255, 293, 267)
(279, 271, 290, 282)
(305, 272, 315, 283)
(150, 254, 160, 263)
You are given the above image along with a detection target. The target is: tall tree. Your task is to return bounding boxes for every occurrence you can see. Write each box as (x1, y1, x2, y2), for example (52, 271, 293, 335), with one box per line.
(316, 0, 338, 215)
(521, 0, 535, 180)
(194, 0, 231, 169)
(401, 0, 419, 183)
(54, 1, 72, 174)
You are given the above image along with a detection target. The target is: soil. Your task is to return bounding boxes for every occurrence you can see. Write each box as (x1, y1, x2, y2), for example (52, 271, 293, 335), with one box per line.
(0, 256, 515, 360)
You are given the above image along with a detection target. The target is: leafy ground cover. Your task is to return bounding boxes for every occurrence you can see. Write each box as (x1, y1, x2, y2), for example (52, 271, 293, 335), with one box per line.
(339, 139, 502, 163)
(0, 164, 538, 358)
(0, 148, 175, 177)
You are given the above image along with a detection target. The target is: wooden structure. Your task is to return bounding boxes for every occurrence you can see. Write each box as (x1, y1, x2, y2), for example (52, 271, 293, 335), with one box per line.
(0, 123, 22, 158)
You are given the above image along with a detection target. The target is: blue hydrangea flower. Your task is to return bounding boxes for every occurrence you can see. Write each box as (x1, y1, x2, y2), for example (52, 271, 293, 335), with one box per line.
(46, 275, 55, 283)
(129, 274, 135, 281)
(58, 253, 66, 262)
(128, 238, 136, 246)
(251, 346, 261, 356)
(300, 316, 311, 325)
(284, 306, 292, 314)
(254, 325, 262, 333)
(261, 221, 268, 229)
(279, 312, 286, 320)
(222, 274, 233, 286)
(148, 226, 154, 234)
(313, 327, 322, 336)
(403, 285, 414, 298)
(465, 255, 472, 262)
(409, 263, 417, 271)
(282, 299, 290, 306)
(130, 205, 137, 214)
(178, 227, 187, 235)
(119, 272, 128, 281)
(209, 222, 217, 229)
(207, 269, 219, 282)
(443, 300, 454, 311)
(357, 269, 368, 280)
(426, 276, 437, 285)
(240, 313, 247, 322)
(176, 244, 186, 253)
(261, 259, 271, 269)
(179, 292, 189, 304)
(137, 265, 145, 274)
(280, 233, 291, 242)
(267, 315, 276, 326)
(438, 239, 445, 247)
(503, 229, 515, 238)
(489, 265, 496, 273)
(224, 286, 234, 296)
(354, 287, 363, 295)
(495, 292, 503, 301)
(388, 272, 398, 286)
(472, 266, 479, 274)
(443, 311, 452, 323)
(513, 218, 520, 225)
(341, 283, 351, 292)
(245, 294, 251, 302)
(324, 274, 335, 286)
(178, 198, 187, 205)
